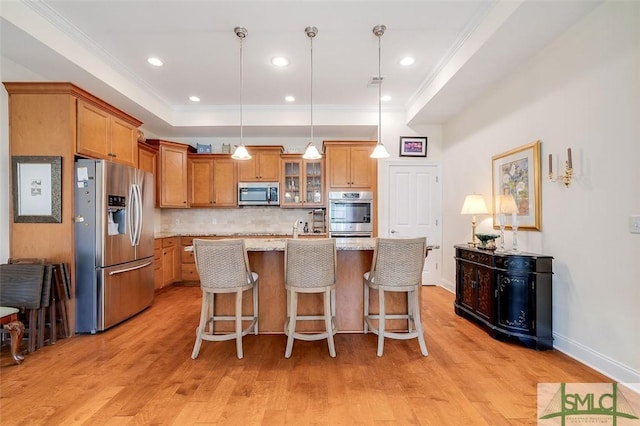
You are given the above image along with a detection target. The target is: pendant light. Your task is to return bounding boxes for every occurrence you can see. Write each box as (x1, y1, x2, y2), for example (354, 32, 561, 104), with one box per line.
(302, 26, 322, 160)
(370, 24, 390, 159)
(231, 26, 251, 161)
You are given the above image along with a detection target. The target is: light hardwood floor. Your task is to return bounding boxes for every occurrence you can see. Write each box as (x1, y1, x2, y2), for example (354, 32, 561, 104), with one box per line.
(0, 285, 609, 425)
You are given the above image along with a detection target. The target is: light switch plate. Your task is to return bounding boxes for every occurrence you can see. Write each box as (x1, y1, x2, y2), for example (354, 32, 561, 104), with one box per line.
(630, 215, 640, 234)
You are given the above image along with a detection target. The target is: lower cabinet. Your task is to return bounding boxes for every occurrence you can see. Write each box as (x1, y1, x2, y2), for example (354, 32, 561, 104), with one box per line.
(154, 237, 180, 289)
(180, 236, 223, 283)
(454, 245, 554, 350)
(153, 239, 163, 290)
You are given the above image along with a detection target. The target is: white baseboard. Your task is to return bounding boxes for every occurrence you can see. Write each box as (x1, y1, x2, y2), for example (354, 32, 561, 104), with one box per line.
(439, 278, 455, 294)
(553, 331, 640, 387)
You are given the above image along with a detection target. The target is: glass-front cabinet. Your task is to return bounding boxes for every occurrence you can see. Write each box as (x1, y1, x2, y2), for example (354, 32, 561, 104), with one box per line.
(281, 154, 324, 208)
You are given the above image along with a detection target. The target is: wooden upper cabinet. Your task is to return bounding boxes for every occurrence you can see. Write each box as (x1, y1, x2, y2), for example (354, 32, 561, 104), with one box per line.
(189, 157, 215, 207)
(138, 142, 157, 175)
(148, 139, 194, 208)
(280, 155, 324, 208)
(324, 141, 377, 190)
(237, 146, 283, 181)
(77, 99, 138, 167)
(211, 157, 238, 207)
(110, 116, 138, 165)
(188, 155, 238, 208)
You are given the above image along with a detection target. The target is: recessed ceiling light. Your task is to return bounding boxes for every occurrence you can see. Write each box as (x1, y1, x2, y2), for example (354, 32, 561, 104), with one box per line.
(271, 56, 290, 67)
(381, 95, 392, 102)
(189, 96, 200, 102)
(285, 96, 295, 102)
(147, 57, 163, 67)
(400, 56, 415, 66)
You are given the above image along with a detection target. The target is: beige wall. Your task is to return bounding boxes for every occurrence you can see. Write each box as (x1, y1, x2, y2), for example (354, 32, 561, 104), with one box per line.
(441, 2, 640, 383)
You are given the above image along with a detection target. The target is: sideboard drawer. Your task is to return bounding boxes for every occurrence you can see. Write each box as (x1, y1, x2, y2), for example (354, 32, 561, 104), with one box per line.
(457, 248, 493, 266)
(495, 256, 535, 272)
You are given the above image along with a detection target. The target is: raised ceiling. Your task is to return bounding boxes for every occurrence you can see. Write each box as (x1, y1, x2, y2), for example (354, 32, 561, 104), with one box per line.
(0, 1, 601, 139)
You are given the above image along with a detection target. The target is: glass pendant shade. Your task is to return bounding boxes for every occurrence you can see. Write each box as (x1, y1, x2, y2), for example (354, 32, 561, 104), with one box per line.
(371, 143, 390, 159)
(302, 143, 321, 159)
(231, 145, 251, 160)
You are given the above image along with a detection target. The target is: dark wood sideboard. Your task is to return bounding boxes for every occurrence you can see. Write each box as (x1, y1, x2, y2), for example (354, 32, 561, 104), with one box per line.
(454, 245, 554, 350)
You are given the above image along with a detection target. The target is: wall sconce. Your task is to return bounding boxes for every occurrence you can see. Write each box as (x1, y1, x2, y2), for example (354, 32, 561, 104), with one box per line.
(548, 148, 573, 187)
(460, 194, 488, 247)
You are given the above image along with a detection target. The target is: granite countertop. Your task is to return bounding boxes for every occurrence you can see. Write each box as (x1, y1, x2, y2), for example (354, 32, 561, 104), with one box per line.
(180, 236, 439, 252)
(182, 237, 376, 251)
(155, 232, 323, 239)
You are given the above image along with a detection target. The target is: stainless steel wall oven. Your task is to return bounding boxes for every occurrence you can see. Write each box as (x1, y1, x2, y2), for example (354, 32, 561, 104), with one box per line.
(328, 191, 373, 237)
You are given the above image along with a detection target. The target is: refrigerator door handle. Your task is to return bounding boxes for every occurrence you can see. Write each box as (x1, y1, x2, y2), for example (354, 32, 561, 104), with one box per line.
(108, 261, 153, 276)
(132, 184, 142, 246)
(128, 183, 142, 247)
(128, 184, 136, 247)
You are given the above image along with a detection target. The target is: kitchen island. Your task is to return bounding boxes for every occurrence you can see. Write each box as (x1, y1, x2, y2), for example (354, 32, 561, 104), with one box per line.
(180, 237, 435, 334)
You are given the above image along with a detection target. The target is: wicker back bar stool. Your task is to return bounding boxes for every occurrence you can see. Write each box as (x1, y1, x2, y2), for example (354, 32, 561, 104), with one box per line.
(191, 239, 258, 360)
(363, 237, 428, 357)
(284, 238, 337, 358)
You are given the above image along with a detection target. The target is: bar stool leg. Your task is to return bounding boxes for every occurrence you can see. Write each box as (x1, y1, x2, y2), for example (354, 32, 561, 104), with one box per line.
(235, 290, 243, 359)
(284, 290, 297, 358)
(324, 289, 336, 357)
(377, 289, 386, 357)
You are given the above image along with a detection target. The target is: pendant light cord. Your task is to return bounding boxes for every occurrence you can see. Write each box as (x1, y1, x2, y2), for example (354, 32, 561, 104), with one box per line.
(240, 34, 244, 143)
(310, 32, 313, 143)
(378, 32, 381, 146)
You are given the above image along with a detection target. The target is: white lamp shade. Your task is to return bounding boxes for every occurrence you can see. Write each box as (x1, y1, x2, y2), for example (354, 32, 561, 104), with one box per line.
(370, 143, 390, 159)
(499, 194, 518, 214)
(302, 143, 322, 159)
(460, 194, 489, 215)
(231, 145, 251, 160)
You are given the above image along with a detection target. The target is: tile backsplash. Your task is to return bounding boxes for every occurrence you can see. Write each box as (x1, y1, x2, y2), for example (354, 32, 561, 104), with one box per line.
(159, 207, 326, 235)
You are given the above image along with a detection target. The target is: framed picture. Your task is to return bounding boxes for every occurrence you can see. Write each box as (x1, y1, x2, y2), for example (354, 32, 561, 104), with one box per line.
(12, 156, 62, 223)
(399, 136, 427, 157)
(492, 141, 541, 231)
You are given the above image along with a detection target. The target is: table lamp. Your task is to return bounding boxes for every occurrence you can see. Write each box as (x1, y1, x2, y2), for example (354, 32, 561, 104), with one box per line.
(460, 194, 488, 247)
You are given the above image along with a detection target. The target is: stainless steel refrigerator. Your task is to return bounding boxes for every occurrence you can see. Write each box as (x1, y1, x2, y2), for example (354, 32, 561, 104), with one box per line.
(74, 159, 155, 333)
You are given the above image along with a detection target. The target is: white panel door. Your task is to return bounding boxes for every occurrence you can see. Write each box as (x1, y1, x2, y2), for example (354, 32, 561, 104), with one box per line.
(388, 163, 441, 285)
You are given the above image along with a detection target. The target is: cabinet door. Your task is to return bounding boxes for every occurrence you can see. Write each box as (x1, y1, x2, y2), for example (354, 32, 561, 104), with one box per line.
(162, 246, 175, 285)
(256, 150, 280, 181)
(138, 144, 157, 175)
(154, 239, 163, 290)
(326, 145, 352, 188)
(475, 265, 494, 322)
(77, 100, 109, 159)
(189, 158, 214, 207)
(304, 159, 324, 205)
(237, 156, 259, 181)
(159, 144, 189, 207)
(162, 238, 179, 285)
(459, 261, 476, 312)
(238, 150, 280, 181)
(281, 159, 302, 206)
(212, 157, 238, 207)
(349, 145, 376, 189)
(496, 272, 532, 334)
(110, 116, 137, 167)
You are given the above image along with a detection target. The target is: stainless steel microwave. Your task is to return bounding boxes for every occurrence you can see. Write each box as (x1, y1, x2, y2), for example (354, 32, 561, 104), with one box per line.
(238, 182, 280, 206)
